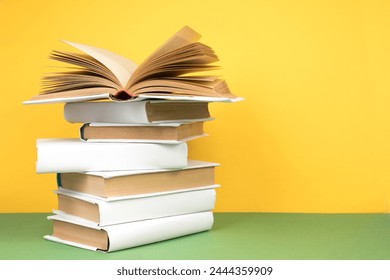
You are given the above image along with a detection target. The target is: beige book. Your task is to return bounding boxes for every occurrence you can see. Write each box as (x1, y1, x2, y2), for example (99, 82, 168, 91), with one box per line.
(58, 160, 217, 197)
(46, 211, 214, 252)
(80, 122, 205, 142)
(55, 186, 217, 226)
(24, 26, 237, 104)
(52, 219, 109, 250)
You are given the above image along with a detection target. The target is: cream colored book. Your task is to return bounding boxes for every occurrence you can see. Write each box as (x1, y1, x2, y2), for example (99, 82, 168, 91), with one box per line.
(44, 211, 214, 252)
(55, 185, 218, 226)
(58, 160, 217, 197)
(24, 26, 239, 104)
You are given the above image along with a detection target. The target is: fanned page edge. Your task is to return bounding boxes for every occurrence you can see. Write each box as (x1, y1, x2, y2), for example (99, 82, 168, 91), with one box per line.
(62, 40, 138, 87)
(22, 27, 243, 104)
(141, 26, 202, 64)
(124, 26, 203, 88)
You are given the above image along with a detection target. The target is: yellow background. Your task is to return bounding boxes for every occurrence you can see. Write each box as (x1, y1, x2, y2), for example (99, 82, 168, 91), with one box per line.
(0, 0, 389, 213)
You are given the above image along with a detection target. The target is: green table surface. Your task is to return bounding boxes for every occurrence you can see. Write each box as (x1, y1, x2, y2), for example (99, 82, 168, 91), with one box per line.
(0, 213, 389, 260)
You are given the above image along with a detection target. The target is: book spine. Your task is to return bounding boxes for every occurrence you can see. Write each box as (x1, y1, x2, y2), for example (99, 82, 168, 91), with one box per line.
(36, 139, 188, 173)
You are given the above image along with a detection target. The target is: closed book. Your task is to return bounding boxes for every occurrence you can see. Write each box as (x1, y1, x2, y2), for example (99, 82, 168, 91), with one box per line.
(55, 185, 217, 226)
(36, 138, 187, 173)
(44, 211, 214, 252)
(80, 121, 208, 143)
(64, 100, 211, 124)
(58, 160, 217, 197)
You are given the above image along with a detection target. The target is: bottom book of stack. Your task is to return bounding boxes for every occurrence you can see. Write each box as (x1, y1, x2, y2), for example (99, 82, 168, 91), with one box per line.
(44, 185, 218, 252)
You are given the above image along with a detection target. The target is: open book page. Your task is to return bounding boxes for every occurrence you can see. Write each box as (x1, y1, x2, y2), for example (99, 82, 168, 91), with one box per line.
(123, 27, 233, 98)
(129, 79, 235, 98)
(142, 26, 202, 64)
(42, 70, 120, 95)
(63, 41, 138, 87)
(23, 26, 240, 104)
(125, 26, 210, 87)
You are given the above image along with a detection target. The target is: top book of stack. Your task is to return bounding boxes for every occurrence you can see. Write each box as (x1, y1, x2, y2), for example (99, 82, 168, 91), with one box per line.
(24, 26, 241, 104)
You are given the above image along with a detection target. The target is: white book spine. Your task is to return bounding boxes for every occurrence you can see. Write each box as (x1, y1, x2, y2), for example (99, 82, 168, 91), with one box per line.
(36, 138, 188, 173)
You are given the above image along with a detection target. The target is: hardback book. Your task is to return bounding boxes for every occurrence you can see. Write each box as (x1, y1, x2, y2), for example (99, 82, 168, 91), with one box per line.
(57, 160, 217, 197)
(44, 211, 214, 252)
(36, 138, 187, 173)
(80, 122, 207, 143)
(55, 186, 217, 226)
(24, 26, 238, 104)
(64, 100, 211, 124)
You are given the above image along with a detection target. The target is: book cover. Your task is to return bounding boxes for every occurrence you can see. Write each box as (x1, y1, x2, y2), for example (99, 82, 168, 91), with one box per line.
(36, 138, 188, 173)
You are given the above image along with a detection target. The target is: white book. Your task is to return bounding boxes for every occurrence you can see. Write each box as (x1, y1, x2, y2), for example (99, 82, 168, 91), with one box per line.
(55, 185, 218, 226)
(36, 138, 187, 173)
(64, 100, 213, 124)
(44, 211, 214, 252)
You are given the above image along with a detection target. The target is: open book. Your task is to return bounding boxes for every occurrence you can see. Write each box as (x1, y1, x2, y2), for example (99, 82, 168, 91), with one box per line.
(25, 26, 238, 104)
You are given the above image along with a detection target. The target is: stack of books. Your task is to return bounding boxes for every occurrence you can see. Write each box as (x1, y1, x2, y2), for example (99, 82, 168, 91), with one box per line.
(24, 26, 241, 252)
(37, 101, 218, 252)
